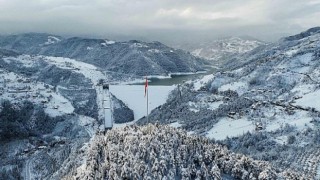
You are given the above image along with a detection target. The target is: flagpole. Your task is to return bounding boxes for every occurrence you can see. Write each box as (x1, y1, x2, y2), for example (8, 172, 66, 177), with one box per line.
(146, 85, 149, 124)
(146, 75, 149, 124)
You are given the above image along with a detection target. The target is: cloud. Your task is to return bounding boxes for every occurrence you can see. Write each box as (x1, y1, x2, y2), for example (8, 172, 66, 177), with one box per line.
(0, 0, 319, 43)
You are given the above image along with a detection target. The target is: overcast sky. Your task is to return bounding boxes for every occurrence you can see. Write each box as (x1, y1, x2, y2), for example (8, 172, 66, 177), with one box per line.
(0, 0, 319, 44)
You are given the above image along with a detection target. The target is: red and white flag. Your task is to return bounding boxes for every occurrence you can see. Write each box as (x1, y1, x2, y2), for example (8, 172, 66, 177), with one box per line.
(144, 76, 148, 97)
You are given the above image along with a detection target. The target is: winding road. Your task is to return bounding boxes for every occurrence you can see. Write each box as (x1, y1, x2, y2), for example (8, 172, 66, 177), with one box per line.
(24, 159, 33, 180)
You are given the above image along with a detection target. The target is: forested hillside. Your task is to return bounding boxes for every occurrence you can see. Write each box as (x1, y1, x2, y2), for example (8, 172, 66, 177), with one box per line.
(0, 33, 208, 76)
(65, 124, 305, 179)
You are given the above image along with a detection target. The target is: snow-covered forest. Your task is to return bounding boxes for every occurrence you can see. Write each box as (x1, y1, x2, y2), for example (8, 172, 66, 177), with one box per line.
(65, 124, 305, 179)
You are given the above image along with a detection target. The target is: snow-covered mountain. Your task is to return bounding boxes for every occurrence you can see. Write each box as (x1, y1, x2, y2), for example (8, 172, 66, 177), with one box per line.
(175, 37, 266, 62)
(138, 27, 320, 177)
(0, 51, 134, 179)
(0, 33, 208, 76)
(2, 27, 320, 179)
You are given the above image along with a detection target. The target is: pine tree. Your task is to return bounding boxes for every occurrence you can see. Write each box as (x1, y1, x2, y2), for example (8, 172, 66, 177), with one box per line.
(210, 164, 221, 180)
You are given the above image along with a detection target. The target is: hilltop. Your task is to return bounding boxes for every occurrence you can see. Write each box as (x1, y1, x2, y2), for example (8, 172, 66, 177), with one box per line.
(63, 124, 303, 179)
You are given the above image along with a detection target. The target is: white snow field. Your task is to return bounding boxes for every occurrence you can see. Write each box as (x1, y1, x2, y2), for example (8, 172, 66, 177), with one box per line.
(44, 92, 74, 117)
(206, 117, 255, 140)
(206, 109, 314, 141)
(295, 90, 320, 111)
(169, 121, 183, 128)
(193, 74, 214, 91)
(218, 81, 248, 95)
(45, 56, 105, 84)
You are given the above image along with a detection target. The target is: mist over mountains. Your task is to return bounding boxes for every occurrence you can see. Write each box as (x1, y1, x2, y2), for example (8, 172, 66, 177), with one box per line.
(173, 36, 266, 63)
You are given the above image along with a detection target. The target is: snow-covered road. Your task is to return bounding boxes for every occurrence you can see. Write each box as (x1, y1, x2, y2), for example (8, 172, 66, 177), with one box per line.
(24, 159, 33, 180)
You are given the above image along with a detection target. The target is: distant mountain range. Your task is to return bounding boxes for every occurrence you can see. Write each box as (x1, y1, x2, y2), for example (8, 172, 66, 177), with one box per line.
(0, 33, 208, 76)
(174, 36, 266, 62)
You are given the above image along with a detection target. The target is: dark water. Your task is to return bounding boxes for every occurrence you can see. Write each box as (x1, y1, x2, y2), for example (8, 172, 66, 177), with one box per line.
(133, 67, 218, 86)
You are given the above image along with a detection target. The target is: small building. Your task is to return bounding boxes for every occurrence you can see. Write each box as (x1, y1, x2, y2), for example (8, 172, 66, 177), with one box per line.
(255, 122, 263, 131)
(103, 84, 109, 90)
(37, 146, 47, 149)
(41, 100, 48, 104)
(24, 79, 31, 83)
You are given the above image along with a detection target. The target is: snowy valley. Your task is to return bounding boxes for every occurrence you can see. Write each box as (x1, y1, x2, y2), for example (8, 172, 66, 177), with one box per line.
(0, 38, 186, 179)
(1, 27, 320, 179)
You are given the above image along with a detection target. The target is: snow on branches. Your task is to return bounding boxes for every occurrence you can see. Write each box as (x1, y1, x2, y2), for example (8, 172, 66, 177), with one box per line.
(66, 124, 305, 179)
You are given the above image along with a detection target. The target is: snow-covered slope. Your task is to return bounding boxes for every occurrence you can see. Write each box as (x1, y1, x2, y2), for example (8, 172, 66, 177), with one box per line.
(176, 37, 266, 62)
(0, 33, 63, 52)
(144, 27, 320, 137)
(0, 33, 209, 76)
(0, 52, 134, 179)
(138, 27, 320, 177)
